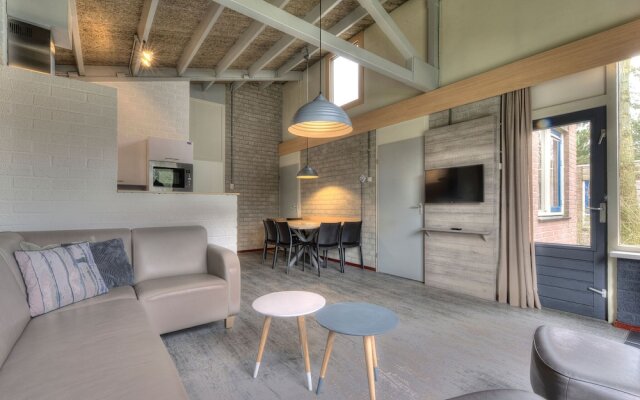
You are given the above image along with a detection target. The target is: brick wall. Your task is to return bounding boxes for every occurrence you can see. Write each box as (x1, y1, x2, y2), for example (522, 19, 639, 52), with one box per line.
(225, 83, 282, 251)
(0, 66, 237, 249)
(300, 132, 377, 267)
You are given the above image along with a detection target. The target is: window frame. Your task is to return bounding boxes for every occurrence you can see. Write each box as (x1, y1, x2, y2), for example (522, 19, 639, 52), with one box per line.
(325, 31, 364, 110)
(537, 128, 565, 217)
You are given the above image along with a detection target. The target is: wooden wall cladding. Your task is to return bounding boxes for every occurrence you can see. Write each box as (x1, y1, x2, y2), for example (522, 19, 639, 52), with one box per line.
(423, 115, 500, 301)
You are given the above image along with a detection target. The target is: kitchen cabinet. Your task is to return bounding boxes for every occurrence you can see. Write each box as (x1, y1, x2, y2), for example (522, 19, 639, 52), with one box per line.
(190, 98, 225, 193)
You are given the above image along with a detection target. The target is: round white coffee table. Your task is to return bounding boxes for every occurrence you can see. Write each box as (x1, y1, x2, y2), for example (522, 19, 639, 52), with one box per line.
(252, 291, 326, 391)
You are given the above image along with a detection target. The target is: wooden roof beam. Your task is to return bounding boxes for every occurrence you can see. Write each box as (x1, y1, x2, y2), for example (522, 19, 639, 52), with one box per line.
(209, 0, 436, 92)
(248, 0, 342, 79)
(131, 0, 159, 76)
(356, 0, 417, 60)
(176, 3, 225, 76)
(69, 0, 85, 76)
(215, 0, 291, 77)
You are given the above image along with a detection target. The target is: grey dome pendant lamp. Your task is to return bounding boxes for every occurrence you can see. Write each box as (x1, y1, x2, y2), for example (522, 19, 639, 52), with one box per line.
(288, 0, 353, 139)
(297, 50, 319, 179)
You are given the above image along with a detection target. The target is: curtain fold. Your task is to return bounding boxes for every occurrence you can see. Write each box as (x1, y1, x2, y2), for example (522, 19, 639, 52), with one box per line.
(498, 88, 541, 309)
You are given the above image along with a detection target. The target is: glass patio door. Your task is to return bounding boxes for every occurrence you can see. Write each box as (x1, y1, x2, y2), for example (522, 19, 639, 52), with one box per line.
(532, 107, 607, 319)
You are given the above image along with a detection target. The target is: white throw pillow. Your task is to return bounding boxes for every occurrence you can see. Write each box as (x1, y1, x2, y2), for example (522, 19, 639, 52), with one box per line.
(14, 242, 109, 317)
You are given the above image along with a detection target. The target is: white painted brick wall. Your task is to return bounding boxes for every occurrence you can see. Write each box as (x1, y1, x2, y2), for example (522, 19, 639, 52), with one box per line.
(0, 66, 237, 250)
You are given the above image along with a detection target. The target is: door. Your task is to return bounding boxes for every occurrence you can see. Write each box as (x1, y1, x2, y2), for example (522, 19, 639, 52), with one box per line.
(378, 136, 424, 281)
(279, 164, 300, 218)
(532, 107, 607, 319)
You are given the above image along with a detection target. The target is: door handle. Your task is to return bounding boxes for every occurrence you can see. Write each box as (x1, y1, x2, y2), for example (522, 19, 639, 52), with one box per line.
(410, 204, 424, 215)
(588, 287, 607, 298)
(588, 202, 606, 223)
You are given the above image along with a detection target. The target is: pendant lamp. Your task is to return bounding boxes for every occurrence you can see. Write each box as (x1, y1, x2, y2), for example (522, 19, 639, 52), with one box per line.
(297, 59, 319, 180)
(288, 0, 352, 138)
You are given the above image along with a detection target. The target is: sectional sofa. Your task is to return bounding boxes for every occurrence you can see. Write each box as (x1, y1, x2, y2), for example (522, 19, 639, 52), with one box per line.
(0, 225, 240, 399)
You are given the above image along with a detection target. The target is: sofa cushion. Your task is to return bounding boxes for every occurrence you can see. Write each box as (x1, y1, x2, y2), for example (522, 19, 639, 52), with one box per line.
(0, 298, 188, 400)
(90, 238, 134, 289)
(0, 232, 30, 369)
(136, 273, 228, 334)
(14, 242, 109, 317)
(132, 226, 208, 283)
(49, 286, 136, 315)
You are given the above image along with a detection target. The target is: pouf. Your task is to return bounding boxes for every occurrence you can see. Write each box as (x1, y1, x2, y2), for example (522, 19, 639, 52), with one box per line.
(531, 325, 640, 400)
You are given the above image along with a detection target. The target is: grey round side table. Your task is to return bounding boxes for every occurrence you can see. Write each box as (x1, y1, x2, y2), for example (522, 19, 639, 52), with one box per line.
(315, 302, 398, 400)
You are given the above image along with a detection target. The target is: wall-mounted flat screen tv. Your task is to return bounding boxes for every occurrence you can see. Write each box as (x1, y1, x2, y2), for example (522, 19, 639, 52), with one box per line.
(425, 164, 484, 203)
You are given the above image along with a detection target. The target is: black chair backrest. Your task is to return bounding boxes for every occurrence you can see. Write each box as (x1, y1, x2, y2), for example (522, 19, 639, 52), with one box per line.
(317, 223, 341, 246)
(275, 221, 293, 245)
(264, 219, 278, 241)
(340, 221, 362, 244)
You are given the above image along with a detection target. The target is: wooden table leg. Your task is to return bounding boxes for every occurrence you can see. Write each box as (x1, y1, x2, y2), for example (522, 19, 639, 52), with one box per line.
(371, 336, 379, 381)
(297, 316, 313, 391)
(253, 316, 272, 378)
(316, 331, 336, 394)
(363, 336, 376, 400)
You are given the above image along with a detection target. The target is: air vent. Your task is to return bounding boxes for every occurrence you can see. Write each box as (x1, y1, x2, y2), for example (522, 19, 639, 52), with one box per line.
(7, 18, 53, 74)
(9, 20, 33, 37)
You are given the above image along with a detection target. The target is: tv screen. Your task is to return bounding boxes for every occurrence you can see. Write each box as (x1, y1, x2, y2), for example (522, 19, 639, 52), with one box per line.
(425, 164, 484, 203)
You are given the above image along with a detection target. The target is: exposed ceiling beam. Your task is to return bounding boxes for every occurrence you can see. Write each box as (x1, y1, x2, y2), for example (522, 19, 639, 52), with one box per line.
(274, 0, 388, 81)
(427, 0, 439, 68)
(56, 65, 302, 82)
(356, 0, 416, 60)
(247, 0, 342, 78)
(278, 16, 640, 155)
(176, 3, 225, 76)
(215, 0, 291, 77)
(209, 0, 436, 91)
(131, 0, 159, 77)
(69, 0, 85, 76)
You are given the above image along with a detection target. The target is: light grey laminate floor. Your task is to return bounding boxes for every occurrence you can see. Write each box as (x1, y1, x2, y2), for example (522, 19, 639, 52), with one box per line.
(162, 252, 626, 400)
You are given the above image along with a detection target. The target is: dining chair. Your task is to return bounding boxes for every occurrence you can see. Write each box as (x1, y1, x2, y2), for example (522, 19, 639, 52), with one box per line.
(262, 219, 278, 264)
(274, 221, 300, 274)
(339, 221, 363, 272)
(311, 223, 341, 277)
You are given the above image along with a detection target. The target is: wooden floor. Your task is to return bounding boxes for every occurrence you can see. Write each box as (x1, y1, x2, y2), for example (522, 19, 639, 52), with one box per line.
(162, 252, 626, 400)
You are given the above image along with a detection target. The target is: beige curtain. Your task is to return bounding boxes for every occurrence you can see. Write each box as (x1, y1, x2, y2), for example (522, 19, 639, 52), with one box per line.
(498, 88, 541, 309)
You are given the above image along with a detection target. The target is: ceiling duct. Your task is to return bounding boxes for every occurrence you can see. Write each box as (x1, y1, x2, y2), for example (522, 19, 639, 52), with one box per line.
(7, 18, 54, 74)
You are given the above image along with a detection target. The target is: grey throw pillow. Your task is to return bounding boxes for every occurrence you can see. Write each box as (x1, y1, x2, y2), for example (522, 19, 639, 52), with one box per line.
(89, 238, 134, 289)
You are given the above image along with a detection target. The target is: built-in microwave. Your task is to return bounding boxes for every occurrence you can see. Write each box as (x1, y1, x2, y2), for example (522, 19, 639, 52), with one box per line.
(149, 161, 193, 192)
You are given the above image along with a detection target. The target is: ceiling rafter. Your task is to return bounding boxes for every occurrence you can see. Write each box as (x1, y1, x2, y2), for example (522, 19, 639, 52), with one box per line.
(262, 0, 388, 90)
(209, 0, 437, 91)
(356, 0, 416, 60)
(69, 0, 85, 76)
(131, 0, 160, 77)
(176, 3, 225, 76)
(248, 0, 342, 79)
(215, 0, 291, 78)
(57, 65, 302, 82)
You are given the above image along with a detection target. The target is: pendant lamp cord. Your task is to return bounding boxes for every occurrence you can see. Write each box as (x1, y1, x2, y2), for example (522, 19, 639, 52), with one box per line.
(319, 0, 322, 94)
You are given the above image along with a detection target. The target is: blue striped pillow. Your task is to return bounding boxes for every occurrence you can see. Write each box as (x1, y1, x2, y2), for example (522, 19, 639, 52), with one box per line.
(14, 242, 109, 317)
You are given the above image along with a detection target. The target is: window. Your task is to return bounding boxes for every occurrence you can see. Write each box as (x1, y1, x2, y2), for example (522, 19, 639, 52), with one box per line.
(617, 56, 640, 248)
(327, 33, 364, 109)
(536, 128, 564, 215)
(583, 180, 591, 216)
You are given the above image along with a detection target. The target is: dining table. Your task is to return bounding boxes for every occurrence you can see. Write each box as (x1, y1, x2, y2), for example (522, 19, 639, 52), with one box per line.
(287, 220, 321, 269)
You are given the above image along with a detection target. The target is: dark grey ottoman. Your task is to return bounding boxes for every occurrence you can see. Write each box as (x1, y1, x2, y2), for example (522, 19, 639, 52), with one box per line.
(448, 389, 543, 399)
(531, 325, 640, 400)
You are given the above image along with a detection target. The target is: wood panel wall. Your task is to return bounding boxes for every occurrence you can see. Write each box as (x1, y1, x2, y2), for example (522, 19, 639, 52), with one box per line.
(424, 115, 500, 301)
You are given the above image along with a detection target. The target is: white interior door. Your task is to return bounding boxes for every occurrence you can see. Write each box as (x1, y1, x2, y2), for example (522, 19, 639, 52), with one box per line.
(377, 136, 424, 281)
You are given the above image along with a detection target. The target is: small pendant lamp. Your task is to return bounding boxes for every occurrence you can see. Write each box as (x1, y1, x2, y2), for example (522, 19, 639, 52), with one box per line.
(288, 0, 352, 138)
(297, 55, 319, 180)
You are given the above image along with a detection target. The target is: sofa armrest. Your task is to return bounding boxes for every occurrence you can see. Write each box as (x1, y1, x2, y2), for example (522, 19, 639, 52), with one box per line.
(206, 244, 241, 315)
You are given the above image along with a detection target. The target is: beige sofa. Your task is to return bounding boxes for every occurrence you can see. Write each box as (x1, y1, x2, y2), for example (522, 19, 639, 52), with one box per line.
(0, 225, 241, 400)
